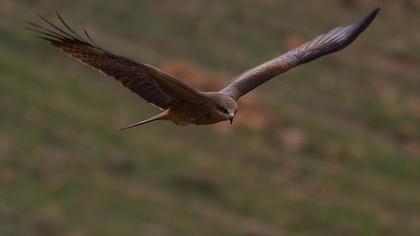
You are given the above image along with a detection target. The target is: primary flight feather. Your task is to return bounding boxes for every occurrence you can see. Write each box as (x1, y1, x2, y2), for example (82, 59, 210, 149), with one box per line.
(27, 8, 380, 129)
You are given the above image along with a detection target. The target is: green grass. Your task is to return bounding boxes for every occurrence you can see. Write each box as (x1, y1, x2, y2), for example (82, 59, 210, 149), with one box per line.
(1, 1, 420, 235)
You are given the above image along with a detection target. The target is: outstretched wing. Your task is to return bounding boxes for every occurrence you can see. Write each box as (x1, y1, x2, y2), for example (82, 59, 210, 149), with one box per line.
(27, 13, 207, 110)
(220, 8, 380, 100)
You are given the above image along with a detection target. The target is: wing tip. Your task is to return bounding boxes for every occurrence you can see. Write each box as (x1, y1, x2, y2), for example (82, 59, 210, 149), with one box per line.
(345, 7, 380, 43)
(358, 8, 380, 29)
(26, 12, 99, 47)
(367, 7, 380, 21)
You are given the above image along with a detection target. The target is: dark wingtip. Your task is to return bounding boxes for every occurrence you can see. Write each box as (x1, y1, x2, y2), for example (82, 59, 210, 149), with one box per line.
(367, 8, 380, 22)
(345, 7, 380, 43)
(359, 8, 380, 29)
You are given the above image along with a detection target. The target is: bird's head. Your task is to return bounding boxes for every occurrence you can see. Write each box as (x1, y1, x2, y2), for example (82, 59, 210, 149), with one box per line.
(214, 95, 238, 124)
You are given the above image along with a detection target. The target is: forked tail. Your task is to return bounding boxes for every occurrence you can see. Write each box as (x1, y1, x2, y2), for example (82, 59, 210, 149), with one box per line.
(118, 110, 169, 131)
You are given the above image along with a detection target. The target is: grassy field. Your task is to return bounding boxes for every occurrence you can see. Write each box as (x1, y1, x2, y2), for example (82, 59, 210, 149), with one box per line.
(1, 0, 420, 235)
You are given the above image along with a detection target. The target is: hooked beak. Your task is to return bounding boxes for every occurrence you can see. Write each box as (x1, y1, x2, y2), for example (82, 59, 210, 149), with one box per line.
(229, 113, 234, 124)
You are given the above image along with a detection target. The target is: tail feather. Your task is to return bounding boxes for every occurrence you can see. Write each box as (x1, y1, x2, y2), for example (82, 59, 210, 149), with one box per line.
(118, 110, 169, 131)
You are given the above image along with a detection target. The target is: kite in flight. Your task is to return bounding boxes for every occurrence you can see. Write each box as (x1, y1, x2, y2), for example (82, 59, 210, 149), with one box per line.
(27, 8, 379, 130)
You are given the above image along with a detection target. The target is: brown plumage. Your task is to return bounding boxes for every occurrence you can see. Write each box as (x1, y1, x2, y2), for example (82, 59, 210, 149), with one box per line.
(26, 9, 379, 129)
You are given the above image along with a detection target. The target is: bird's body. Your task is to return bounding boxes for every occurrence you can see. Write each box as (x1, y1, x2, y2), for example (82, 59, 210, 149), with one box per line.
(27, 8, 379, 130)
(159, 92, 237, 126)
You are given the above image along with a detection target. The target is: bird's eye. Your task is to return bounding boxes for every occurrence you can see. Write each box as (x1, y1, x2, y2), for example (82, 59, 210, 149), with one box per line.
(217, 105, 228, 114)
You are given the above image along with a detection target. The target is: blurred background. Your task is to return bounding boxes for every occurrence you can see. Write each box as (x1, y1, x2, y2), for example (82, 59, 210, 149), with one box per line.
(1, 0, 420, 235)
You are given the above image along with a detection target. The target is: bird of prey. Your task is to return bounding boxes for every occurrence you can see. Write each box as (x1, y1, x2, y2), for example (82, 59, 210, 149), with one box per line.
(27, 8, 379, 130)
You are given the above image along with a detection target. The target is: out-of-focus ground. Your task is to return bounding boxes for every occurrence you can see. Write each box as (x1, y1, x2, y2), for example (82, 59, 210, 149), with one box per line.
(1, 0, 420, 235)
